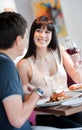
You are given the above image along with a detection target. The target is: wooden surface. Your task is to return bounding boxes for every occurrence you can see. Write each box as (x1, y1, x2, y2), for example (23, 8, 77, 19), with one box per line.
(35, 104, 82, 116)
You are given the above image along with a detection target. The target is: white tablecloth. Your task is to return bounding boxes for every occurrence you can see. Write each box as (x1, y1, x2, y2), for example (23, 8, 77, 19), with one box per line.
(31, 126, 82, 130)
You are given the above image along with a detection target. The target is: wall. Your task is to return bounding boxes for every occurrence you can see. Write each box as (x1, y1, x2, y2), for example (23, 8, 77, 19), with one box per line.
(14, 0, 34, 32)
(14, 0, 82, 49)
(61, 0, 82, 48)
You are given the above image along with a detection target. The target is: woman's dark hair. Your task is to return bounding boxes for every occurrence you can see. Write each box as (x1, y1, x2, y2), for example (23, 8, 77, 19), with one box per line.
(24, 15, 61, 60)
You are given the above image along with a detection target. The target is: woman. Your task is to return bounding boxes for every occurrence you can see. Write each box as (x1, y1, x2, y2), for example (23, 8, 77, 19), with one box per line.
(17, 15, 82, 128)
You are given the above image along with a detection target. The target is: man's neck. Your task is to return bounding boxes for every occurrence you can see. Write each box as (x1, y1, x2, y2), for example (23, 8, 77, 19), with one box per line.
(0, 49, 16, 61)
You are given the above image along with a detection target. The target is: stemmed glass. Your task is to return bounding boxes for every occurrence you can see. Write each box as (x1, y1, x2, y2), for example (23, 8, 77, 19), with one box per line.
(64, 37, 79, 55)
(63, 37, 80, 68)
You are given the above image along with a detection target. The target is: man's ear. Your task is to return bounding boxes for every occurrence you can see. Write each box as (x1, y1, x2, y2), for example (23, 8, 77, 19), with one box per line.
(15, 35, 22, 46)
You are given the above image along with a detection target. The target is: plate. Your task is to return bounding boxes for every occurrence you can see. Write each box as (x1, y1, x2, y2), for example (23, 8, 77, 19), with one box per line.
(61, 97, 82, 107)
(37, 98, 64, 107)
(37, 97, 50, 105)
(37, 91, 81, 107)
(69, 83, 82, 92)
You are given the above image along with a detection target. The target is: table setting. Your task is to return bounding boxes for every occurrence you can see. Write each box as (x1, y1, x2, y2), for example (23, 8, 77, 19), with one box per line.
(35, 84, 82, 116)
(36, 86, 82, 108)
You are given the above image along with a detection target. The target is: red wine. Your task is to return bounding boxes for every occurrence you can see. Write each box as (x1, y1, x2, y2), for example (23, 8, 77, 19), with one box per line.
(66, 47, 79, 55)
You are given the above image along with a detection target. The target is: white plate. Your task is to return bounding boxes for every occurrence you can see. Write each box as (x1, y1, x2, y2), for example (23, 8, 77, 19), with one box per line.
(37, 98, 64, 107)
(37, 97, 50, 105)
(37, 91, 81, 107)
(61, 97, 82, 107)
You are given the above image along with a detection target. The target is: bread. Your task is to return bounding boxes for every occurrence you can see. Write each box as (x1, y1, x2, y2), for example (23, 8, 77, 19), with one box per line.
(69, 84, 82, 90)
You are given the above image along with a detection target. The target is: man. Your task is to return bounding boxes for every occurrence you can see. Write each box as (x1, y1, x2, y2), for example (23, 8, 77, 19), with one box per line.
(0, 11, 45, 130)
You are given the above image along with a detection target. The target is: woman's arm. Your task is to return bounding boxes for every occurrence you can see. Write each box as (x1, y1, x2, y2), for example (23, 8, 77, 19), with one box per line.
(17, 59, 31, 84)
(17, 59, 32, 94)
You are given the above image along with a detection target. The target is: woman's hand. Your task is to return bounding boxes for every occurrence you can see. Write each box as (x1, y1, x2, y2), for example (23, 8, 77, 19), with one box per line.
(23, 83, 52, 97)
(23, 83, 36, 94)
(71, 52, 80, 68)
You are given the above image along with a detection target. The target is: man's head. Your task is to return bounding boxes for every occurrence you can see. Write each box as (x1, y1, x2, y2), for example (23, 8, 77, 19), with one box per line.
(0, 11, 28, 50)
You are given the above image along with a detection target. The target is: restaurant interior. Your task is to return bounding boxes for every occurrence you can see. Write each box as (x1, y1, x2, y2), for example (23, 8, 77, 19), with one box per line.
(0, 0, 82, 129)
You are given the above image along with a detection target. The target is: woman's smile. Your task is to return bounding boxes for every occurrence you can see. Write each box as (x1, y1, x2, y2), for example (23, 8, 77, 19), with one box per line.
(34, 28, 52, 47)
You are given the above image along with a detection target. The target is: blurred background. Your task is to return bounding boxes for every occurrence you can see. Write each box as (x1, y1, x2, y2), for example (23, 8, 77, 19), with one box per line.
(0, 0, 82, 58)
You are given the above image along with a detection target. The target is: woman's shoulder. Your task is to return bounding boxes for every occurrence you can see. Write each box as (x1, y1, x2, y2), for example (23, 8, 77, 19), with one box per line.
(59, 44, 65, 51)
(17, 58, 28, 65)
(17, 56, 34, 70)
(59, 44, 66, 56)
(17, 58, 30, 70)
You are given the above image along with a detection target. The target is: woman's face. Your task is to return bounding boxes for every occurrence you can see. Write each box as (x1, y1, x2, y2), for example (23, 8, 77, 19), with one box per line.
(34, 27, 52, 48)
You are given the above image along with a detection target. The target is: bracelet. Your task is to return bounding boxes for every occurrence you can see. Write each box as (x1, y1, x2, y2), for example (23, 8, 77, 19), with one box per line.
(33, 88, 44, 97)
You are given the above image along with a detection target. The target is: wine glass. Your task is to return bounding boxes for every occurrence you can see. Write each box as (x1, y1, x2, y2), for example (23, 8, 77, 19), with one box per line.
(63, 37, 80, 68)
(63, 37, 80, 55)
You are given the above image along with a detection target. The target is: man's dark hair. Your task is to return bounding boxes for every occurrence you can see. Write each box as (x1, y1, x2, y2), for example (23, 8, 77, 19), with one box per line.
(0, 11, 27, 49)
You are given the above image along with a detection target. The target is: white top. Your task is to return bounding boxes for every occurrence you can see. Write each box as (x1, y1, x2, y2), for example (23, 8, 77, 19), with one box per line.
(28, 50, 67, 97)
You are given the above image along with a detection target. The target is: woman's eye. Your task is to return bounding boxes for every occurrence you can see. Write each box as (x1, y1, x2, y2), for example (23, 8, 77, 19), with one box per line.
(36, 29, 42, 32)
(36, 29, 51, 34)
(45, 30, 51, 33)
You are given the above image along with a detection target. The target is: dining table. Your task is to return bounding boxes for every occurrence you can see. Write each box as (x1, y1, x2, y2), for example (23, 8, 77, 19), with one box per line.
(35, 104, 82, 116)
(35, 89, 82, 116)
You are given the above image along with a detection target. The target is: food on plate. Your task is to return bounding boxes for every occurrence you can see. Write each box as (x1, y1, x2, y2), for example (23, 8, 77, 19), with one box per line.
(48, 91, 70, 102)
(69, 84, 82, 90)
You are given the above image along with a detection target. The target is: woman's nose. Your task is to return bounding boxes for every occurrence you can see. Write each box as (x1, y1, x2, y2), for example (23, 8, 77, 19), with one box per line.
(40, 31, 46, 37)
